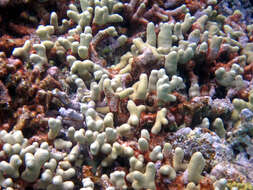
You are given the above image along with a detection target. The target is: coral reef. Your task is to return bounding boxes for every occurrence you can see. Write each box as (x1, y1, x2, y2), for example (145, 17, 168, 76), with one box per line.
(0, 0, 253, 189)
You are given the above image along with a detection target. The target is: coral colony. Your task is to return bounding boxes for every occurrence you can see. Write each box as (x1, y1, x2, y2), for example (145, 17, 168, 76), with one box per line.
(1, 0, 253, 189)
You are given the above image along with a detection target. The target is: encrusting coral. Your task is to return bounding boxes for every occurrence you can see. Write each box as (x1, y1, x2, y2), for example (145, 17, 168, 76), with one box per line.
(0, 0, 253, 189)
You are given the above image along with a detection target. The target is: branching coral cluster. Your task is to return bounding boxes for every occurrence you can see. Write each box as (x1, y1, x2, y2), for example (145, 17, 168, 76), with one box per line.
(1, 0, 253, 189)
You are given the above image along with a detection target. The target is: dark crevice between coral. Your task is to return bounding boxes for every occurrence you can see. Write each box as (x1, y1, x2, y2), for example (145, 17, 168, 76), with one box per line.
(96, 36, 131, 67)
(213, 86, 227, 99)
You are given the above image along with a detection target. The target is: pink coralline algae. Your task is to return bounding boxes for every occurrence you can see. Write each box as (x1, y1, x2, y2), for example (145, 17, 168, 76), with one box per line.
(0, 0, 253, 189)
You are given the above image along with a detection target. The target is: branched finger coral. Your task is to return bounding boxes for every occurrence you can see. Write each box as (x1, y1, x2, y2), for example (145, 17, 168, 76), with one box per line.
(1, 0, 253, 189)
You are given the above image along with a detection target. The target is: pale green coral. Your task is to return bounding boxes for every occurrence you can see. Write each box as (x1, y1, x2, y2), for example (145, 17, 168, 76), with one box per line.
(215, 64, 245, 88)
